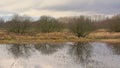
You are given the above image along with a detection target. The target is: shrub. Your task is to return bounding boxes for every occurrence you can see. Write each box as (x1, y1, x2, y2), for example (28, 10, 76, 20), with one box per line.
(5, 15, 31, 34)
(35, 16, 64, 33)
(69, 16, 95, 37)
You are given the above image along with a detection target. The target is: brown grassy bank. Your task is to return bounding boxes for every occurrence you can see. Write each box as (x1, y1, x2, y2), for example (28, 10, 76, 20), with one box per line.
(88, 29, 120, 44)
(0, 29, 119, 44)
(0, 31, 90, 44)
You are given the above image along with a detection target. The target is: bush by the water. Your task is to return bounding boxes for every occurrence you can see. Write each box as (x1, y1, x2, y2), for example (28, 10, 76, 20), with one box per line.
(68, 16, 95, 37)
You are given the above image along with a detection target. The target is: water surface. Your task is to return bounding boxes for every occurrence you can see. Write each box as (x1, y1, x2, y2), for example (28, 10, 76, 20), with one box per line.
(0, 42, 120, 68)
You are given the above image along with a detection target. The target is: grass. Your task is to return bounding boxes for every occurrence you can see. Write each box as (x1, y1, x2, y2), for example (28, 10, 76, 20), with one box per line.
(89, 29, 120, 39)
(0, 29, 119, 44)
(88, 29, 120, 43)
(0, 30, 90, 44)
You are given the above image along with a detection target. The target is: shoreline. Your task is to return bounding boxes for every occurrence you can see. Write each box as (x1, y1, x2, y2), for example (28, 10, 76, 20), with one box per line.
(0, 31, 120, 44)
(0, 38, 119, 44)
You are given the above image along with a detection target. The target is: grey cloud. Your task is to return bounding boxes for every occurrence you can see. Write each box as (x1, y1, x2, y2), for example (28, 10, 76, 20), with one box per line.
(0, 0, 120, 16)
(37, 0, 120, 14)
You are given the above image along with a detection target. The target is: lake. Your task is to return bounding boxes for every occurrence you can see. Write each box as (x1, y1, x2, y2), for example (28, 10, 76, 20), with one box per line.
(0, 42, 120, 68)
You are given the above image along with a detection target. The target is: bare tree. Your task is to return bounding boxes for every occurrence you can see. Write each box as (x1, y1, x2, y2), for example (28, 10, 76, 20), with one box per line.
(0, 18, 5, 29)
(5, 15, 31, 34)
(35, 16, 64, 33)
(106, 15, 120, 32)
(69, 16, 95, 37)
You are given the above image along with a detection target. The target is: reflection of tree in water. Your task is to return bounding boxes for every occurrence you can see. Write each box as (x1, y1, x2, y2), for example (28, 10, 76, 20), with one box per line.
(109, 43, 120, 55)
(69, 42, 92, 65)
(8, 44, 32, 58)
(34, 43, 63, 55)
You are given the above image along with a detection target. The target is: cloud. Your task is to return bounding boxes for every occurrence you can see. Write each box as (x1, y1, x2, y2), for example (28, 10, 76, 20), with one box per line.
(20, 9, 88, 17)
(39, 0, 120, 14)
(0, 0, 120, 17)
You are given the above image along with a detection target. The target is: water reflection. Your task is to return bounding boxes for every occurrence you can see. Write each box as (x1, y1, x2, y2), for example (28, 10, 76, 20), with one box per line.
(8, 44, 32, 58)
(0, 42, 120, 68)
(34, 43, 63, 55)
(109, 43, 120, 55)
(69, 42, 92, 65)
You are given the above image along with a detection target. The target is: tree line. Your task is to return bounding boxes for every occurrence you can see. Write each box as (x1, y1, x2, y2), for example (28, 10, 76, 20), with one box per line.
(0, 14, 120, 37)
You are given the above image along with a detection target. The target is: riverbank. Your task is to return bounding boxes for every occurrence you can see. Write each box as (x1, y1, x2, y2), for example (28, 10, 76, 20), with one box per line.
(0, 30, 120, 44)
(0, 31, 90, 44)
(88, 29, 120, 44)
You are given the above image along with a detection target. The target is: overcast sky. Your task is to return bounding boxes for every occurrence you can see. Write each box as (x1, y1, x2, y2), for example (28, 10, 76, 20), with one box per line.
(0, 0, 120, 17)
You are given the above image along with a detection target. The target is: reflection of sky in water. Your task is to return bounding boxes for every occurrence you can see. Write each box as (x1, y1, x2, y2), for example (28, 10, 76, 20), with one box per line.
(0, 42, 120, 68)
